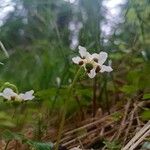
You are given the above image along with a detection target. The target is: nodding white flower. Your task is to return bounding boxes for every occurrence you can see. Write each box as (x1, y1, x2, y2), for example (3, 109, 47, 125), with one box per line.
(72, 45, 113, 78)
(19, 90, 35, 101)
(0, 88, 18, 101)
(0, 88, 35, 101)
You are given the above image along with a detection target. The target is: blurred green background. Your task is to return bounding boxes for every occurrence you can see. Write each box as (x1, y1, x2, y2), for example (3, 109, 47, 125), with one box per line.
(0, 0, 150, 113)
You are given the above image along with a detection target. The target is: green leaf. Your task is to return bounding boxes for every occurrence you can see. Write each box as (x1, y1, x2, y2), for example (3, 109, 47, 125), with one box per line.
(141, 142, 150, 149)
(120, 85, 138, 94)
(0, 112, 16, 128)
(0, 121, 15, 128)
(27, 140, 53, 150)
(2, 130, 24, 141)
(143, 93, 150, 99)
(141, 110, 150, 121)
(103, 140, 121, 150)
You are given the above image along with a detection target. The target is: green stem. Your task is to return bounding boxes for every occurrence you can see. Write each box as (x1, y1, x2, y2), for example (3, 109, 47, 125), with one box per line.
(92, 77, 97, 117)
(75, 95, 84, 120)
(104, 75, 110, 114)
(55, 67, 81, 150)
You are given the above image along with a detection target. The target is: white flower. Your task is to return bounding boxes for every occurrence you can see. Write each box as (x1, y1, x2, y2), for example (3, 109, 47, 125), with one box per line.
(19, 90, 35, 101)
(0, 88, 18, 101)
(0, 88, 35, 101)
(72, 45, 113, 78)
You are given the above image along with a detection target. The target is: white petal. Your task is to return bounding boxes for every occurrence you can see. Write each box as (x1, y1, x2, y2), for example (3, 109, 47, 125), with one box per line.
(2, 88, 17, 100)
(21, 90, 35, 101)
(91, 53, 99, 59)
(100, 65, 113, 73)
(3, 88, 14, 94)
(87, 69, 96, 78)
(78, 45, 87, 58)
(72, 56, 82, 64)
(98, 52, 108, 65)
(86, 52, 92, 60)
(19, 93, 24, 99)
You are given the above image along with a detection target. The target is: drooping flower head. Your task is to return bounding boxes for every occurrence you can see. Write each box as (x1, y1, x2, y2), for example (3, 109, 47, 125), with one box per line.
(72, 46, 113, 78)
(0, 88, 35, 102)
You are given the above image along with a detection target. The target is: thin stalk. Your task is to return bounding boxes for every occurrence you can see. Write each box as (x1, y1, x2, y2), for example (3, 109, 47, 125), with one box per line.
(92, 77, 97, 117)
(37, 116, 42, 140)
(55, 67, 82, 150)
(75, 95, 84, 120)
(104, 75, 110, 114)
(15, 140, 18, 150)
(4, 140, 10, 150)
(0, 41, 9, 58)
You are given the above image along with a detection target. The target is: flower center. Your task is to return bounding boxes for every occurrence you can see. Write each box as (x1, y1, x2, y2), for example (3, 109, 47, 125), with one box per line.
(85, 63, 93, 72)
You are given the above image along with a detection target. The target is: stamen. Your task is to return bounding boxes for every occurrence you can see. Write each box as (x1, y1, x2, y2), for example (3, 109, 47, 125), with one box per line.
(93, 58, 98, 63)
(95, 66, 101, 73)
(79, 61, 84, 66)
(11, 96, 15, 101)
(87, 69, 91, 73)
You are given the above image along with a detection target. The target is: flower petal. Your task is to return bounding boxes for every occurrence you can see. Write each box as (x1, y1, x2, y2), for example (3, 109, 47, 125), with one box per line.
(86, 52, 92, 60)
(72, 56, 82, 64)
(19, 93, 24, 100)
(100, 65, 113, 73)
(19, 90, 35, 101)
(91, 53, 99, 59)
(2, 88, 17, 100)
(98, 52, 108, 65)
(3, 88, 14, 94)
(87, 69, 96, 78)
(78, 45, 87, 58)
(24, 90, 34, 100)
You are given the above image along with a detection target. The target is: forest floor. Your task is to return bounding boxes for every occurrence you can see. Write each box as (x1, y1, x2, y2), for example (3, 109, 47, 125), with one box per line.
(0, 99, 150, 150)
(54, 100, 150, 150)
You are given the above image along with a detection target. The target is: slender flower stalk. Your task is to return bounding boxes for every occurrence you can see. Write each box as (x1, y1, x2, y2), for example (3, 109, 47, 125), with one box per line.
(55, 45, 113, 149)
(92, 77, 97, 117)
(4, 140, 10, 150)
(55, 67, 82, 150)
(72, 45, 113, 117)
